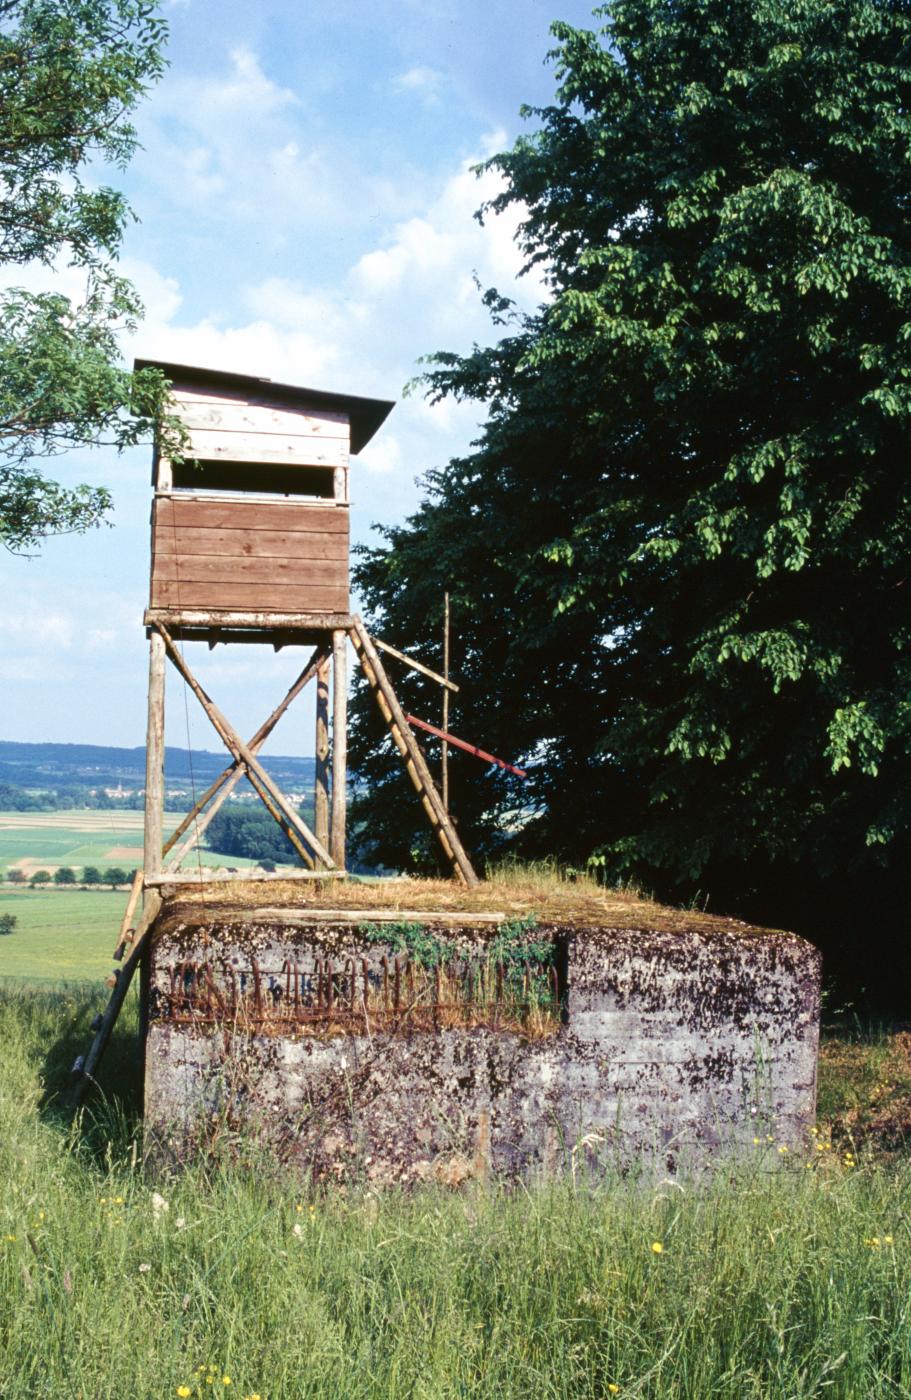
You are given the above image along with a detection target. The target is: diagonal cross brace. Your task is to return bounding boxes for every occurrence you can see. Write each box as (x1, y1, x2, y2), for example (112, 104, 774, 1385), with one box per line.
(349, 615, 478, 888)
(153, 623, 337, 871)
(163, 645, 330, 873)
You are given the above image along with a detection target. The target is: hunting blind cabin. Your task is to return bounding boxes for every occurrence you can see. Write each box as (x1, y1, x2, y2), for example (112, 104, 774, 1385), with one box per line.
(137, 358, 479, 892)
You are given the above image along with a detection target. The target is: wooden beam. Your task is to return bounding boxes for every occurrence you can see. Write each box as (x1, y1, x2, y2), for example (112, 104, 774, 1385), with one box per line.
(72, 892, 162, 1105)
(144, 869, 346, 887)
(374, 636, 459, 692)
(143, 631, 166, 884)
(154, 623, 337, 870)
(145, 608, 353, 632)
(113, 869, 144, 959)
(223, 907, 506, 924)
(349, 616, 479, 888)
(162, 647, 328, 860)
(314, 655, 330, 848)
(330, 628, 347, 867)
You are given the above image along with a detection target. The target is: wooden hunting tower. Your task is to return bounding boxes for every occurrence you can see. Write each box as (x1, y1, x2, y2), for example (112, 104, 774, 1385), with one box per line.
(136, 359, 479, 895)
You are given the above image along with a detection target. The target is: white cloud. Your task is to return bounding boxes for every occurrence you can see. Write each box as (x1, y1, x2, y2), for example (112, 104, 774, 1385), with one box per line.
(393, 66, 446, 104)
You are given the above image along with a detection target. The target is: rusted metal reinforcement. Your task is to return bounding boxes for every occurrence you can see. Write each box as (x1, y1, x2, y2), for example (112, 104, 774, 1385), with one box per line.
(158, 947, 563, 1038)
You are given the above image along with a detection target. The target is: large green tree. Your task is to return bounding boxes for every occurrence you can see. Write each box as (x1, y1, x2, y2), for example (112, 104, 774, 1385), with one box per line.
(0, 0, 177, 553)
(351, 0, 911, 971)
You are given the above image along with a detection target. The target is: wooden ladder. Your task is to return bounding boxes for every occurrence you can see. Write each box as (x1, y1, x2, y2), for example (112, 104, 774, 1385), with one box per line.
(71, 872, 161, 1106)
(349, 615, 479, 888)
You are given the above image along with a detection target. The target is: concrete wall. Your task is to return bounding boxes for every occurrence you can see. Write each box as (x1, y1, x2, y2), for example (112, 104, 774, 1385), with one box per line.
(143, 908, 821, 1181)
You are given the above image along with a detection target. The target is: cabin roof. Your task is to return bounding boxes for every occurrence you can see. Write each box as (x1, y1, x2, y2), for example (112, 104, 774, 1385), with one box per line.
(134, 358, 395, 455)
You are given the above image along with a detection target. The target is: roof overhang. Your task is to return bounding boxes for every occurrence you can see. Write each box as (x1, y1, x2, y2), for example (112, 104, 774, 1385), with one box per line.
(134, 358, 395, 455)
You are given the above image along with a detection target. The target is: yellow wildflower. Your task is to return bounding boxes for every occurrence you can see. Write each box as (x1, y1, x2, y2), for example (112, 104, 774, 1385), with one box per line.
(651, 1241, 663, 1254)
(608, 1386, 620, 1394)
(778, 1145, 788, 1154)
(223, 1380, 232, 1387)
(177, 1388, 191, 1398)
(884, 1235, 894, 1245)
(753, 1137, 760, 1145)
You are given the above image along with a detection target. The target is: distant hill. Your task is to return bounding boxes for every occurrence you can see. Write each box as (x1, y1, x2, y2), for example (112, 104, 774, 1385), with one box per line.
(0, 740, 316, 792)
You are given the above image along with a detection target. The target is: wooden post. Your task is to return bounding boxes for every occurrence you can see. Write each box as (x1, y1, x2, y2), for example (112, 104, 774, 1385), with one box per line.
(315, 655, 331, 849)
(442, 591, 450, 813)
(330, 628, 347, 868)
(143, 630, 166, 886)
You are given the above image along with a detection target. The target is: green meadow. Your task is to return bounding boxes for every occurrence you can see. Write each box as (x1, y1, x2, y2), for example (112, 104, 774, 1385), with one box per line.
(0, 887, 123, 982)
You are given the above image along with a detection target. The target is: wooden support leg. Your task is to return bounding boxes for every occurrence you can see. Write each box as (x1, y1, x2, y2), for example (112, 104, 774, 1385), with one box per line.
(73, 892, 162, 1106)
(331, 628, 347, 868)
(143, 630, 166, 887)
(349, 616, 478, 888)
(315, 655, 330, 850)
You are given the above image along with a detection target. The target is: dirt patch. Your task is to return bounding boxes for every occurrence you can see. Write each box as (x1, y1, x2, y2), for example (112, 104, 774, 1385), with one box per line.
(104, 846, 142, 860)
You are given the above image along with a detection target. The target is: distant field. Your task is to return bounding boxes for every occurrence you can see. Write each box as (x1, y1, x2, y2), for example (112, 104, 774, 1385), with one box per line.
(0, 808, 276, 877)
(0, 809, 148, 875)
(0, 888, 122, 982)
(0, 808, 298, 983)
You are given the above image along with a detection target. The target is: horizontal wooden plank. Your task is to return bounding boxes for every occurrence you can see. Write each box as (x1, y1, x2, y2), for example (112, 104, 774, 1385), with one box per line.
(184, 427, 349, 468)
(174, 399, 350, 439)
(153, 555, 348, 586)
(153, 526, 348, 561)
(170, 384, 348, 425)
(145, 604, 352, 632)
(145, 869, 348, 887)
(150, 580, 350, 610)
(154, 497, 349, 533)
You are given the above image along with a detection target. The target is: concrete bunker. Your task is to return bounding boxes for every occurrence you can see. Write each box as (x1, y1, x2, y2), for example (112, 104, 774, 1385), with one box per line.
(143, 891, 821, 1181)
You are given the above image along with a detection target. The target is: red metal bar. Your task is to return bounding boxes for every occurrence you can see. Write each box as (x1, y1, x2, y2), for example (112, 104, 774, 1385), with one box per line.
(404, 714, 527, 778)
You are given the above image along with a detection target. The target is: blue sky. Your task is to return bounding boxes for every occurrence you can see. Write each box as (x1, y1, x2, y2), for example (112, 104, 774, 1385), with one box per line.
(1, 0, 599, 757)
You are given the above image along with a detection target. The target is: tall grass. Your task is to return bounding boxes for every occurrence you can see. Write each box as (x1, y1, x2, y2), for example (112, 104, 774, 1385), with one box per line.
(2, 983, 911, 1399)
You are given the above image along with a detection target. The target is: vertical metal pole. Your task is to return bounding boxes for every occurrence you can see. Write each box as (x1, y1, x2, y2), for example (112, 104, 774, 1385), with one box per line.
(330, 628, 347, 869)
(314, 654, 330, 851)
(143, 630, 166, 887)
(442, 591, 450, 813)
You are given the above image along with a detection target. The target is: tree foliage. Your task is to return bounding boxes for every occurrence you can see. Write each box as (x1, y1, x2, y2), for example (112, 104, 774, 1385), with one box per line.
(0, 0, 179, 553)
(206, 807, 305, 867)
(351, 0, 911, 943)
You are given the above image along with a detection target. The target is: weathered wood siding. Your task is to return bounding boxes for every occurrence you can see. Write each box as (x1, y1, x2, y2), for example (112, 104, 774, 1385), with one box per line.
(165, 382, 350, 469)
(150, 496, 349, 612)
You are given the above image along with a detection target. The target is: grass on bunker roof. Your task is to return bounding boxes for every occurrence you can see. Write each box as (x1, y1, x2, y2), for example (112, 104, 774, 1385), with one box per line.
(164, 859, 788, 939)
